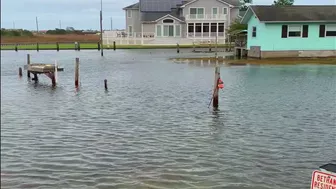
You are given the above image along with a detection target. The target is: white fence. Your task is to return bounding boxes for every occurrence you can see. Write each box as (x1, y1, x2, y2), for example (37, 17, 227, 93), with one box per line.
(103, 31, 226, 45)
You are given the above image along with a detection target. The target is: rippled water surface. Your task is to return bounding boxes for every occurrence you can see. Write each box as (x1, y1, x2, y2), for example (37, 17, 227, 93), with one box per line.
(1, 50, 336, 189)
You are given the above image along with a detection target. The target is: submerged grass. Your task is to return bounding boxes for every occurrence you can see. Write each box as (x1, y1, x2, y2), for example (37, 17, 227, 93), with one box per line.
(171, 57, 336, 65)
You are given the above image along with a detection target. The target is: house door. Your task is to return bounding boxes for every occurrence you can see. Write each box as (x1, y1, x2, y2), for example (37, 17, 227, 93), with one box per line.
(168, 25, 174, 37)
(163, 25, 174, 37)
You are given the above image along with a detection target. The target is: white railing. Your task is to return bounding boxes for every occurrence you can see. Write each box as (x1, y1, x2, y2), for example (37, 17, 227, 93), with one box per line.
(103, 32, 155, 45)
(185, 14, 227, 20)
(103, 32, 155, 39)
(187, 32, 225, 38)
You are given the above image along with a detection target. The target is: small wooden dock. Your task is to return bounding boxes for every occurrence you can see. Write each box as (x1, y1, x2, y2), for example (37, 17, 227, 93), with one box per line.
(22, 54, 64, 86)
(24, 64, 64, 73)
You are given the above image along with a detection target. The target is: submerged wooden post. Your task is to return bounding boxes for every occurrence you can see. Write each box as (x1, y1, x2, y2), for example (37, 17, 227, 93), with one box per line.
(177, 43, 180, 53)
(27, 54, 31, 78)
(98, 42, 101, 51)
(54, 60, 58, 86)
(104, 79, 108, 91)
(36, 43, 39, 51)
(56, 42, 59, 51)
(75, 58, 79, 88)
(213, 66, 220, 109)
(113, 41, 116, 51)
(215, 35, 218, 58)
(19, 67, 22, 77)
(15, 44, 18, 52)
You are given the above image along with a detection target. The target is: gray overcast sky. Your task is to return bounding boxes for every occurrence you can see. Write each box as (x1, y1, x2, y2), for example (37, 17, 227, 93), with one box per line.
(1, 0, 335, 30)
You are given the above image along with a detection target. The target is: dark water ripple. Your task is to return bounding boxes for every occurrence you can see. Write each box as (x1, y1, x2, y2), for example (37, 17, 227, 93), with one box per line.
(1, 50, 336, 189)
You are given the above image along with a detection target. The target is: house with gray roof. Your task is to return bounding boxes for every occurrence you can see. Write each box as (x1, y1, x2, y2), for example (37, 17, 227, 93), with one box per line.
(241, 5, 336, 58)
(122, 0, 241, 44)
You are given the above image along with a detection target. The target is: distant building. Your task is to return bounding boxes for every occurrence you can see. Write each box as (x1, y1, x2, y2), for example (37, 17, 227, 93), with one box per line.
(240, 5, 336, 58)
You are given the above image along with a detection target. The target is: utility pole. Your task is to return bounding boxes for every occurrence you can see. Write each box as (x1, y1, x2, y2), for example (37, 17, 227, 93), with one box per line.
(100, 0, 104, 56)
(35, 17, 39, 33)
(110, 17, 113, 31)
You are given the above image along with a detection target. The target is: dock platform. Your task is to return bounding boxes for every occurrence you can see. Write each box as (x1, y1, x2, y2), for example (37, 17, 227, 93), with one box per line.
(24, 64, 64, 73)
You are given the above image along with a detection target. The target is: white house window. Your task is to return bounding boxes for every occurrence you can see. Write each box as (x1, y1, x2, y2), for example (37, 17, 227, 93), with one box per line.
(127, 10, 132, 18)
(288, 25, 301, 37)
(175, 25, 181, 37)
(326, 24, 336, 37)
(163, 19, 174, 23)
(190, 8, 204, 19)
(128, 25, 133, 36)
(212, 7, 218, 15)
(223, 7, 228, 14)
(156, 25, 162, 37)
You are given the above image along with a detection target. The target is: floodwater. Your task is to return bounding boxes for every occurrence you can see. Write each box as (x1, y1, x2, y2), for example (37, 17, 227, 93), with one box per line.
(1, 49, 336, 189)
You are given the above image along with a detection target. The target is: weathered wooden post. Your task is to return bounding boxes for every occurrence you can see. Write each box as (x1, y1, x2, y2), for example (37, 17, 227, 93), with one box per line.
(19, 67, 23, 77)
(75, 58, 79, 88)
(213, 66, 220, 109)
(177, 43, 180, 53)
(104, 79, 108, 91)
(98, 42, 101, 51)
(54, 60, 58, 86)
(113, 41, 116, 51)
(36, 43, 39, 52)
(27, 54, 31, 78)
(215, 35, 218, 58)
(15, 44, 18, 52)
(56, 42, 59, 51)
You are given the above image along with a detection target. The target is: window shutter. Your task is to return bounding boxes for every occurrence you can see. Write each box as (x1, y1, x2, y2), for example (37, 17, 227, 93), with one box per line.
(319, 25, 325, 37)
(281, 25, 288, 38)
(302, 25, 309, 38)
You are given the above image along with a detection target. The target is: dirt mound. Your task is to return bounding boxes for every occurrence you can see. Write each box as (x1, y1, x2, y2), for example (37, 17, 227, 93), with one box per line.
(1, 34, 100, 44)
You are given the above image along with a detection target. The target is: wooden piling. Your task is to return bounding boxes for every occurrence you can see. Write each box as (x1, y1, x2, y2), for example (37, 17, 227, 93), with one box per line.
(19, 67, 23, 77)
(51, 74, 56, 87)
(33, 73, 38, 82)
(104, 79, 108, 91)
(27, 54, 31, 78)
(215, 35, 218, 59)
(98, 42, 101, 51)
(56, 42, 59, 51)
(37, 43, 39, 51)
(177, 43, 180, 53)
(15, 44, 18, 52)
(113, 41, 116, 51)
(213, 66, 220, 109)
(75, 58, 79, 88)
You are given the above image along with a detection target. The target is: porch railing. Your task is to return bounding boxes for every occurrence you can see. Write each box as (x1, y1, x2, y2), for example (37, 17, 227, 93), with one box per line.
(187, 32, 225, 38)
(185, 14, 227, 20)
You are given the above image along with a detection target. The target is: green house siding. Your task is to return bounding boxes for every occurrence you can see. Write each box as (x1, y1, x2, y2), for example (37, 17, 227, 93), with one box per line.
(246, 16, 336, 51)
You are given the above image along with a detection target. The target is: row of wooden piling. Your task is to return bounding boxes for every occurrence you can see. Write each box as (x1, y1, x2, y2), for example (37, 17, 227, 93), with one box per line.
(19, 54, 220, 109)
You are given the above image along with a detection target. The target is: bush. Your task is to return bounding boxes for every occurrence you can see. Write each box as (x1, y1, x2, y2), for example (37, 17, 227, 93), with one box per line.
(1, 29, 33, 37)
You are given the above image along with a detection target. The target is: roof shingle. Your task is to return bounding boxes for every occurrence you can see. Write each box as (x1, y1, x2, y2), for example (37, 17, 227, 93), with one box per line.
(251, 5, 336, 22)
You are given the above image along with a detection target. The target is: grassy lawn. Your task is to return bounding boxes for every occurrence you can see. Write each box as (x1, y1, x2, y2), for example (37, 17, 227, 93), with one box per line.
(0, 43, 232, 50)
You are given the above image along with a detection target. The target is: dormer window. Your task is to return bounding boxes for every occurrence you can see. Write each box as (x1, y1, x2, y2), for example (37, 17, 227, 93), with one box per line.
(127, 10, 132, 18)
(163, 19, 174, 23)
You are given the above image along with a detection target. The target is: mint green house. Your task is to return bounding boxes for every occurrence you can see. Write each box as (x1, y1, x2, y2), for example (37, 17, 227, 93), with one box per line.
(241, 5, 336, 58)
